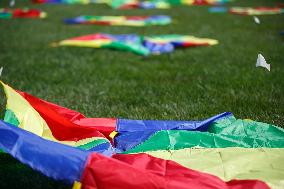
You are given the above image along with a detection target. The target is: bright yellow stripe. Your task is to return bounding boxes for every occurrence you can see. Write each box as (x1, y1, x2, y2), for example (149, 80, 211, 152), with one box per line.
(59, 39, 112, 48)
(146, 36, 218, 45)
(145, 148, 284, 189)
(73, 137, 106, 147)
(109, 131, 118, 139)
(1, 81, 55, 140)
(72, 181, 82, 189)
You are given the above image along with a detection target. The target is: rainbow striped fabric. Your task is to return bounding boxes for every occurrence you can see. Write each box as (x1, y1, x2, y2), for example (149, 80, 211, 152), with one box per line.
(55, 33, 218, 55)
(209, 6, 284, 15)
(0, 8, 47, 19)
(229, 7, 284, 15)
(0, 81, 283, 188)
(32, 0, 232, 9)
(64, 15, 171, 26)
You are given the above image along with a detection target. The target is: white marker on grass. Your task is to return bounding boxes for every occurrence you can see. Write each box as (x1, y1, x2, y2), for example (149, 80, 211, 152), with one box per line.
(256, 54, 270, 71)
(253, 16, 260, 24)
(10, 0, 15, 7)
(0, 67, 3, 76)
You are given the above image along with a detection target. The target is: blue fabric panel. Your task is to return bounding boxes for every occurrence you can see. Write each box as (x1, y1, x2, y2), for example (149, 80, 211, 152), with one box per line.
(114, 112, 232, 152)
(143, 40, 174, 54)
(117, 112, 232, 132)
(114, 130, 155, 152)
(88, 142, 114, 157)
(109, 34, 141, 44)
(0, 120, 90, 183)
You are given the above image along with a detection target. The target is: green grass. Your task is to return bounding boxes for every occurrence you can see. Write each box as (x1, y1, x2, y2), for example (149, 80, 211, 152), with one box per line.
(0, 0, 284, 188)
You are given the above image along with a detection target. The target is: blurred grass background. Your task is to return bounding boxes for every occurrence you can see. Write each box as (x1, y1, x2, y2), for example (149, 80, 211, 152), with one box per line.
(0, 0, 283, 188)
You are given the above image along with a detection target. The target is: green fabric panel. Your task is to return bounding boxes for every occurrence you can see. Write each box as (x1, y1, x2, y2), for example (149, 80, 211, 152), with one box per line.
(209, 116, 284, 141)
(0, 12, 12, 19)
(124, 129, 284, 154)
(77, 138, 109, 150)
(146, 148, 284, 189)
(4, 109, 20, 126)
(124, 116, 284, 154)
(110, 0, 131, 8)
(103, 41, 150, 56)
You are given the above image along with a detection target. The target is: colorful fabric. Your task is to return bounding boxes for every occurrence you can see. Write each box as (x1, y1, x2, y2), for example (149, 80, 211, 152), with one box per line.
(64, 15, 171, 26)
(32, 0, 231, 9)
(146, 148, 284, 189)
(115, 112, 231, 151)
(1, 81, 115, 150)
(0, 121, 270, 189)
(32, 0, 101, 4)
(0, 81, 284, 188)
(229, 7, 284, 15)
(56, 33, 218, 56)
(123, 115, 284, 153)
(110, 0, 231, 9)
(209, 6, 284, 15)
(0, 8, 46, 19)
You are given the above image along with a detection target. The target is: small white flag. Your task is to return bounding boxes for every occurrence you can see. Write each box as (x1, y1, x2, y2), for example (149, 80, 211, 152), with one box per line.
(256, 54, 270, 71)
(10, 0, 15, 7)
(0, 67, 3, 76)
(253, 16, 260, 24)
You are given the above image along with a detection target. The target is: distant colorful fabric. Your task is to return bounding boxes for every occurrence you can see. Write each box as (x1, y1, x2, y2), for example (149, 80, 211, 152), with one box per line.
(32, 0, 100, 4)
(64, 15, 171, 26)
(209, 6, 284, 15)
(55, 33, 218, 55)
(111, 0, 232, 9)
(230, 7, 284, 15)
(0, 8, 47, 19)
(0, 81, 283, 189)
(32, 0, 231, 9)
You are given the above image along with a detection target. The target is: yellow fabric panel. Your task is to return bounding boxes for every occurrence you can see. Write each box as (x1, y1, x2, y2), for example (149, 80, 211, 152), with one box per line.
(109, 131, 118, 139)
(146, 148, 284, 189)
(1, 81, 55, 140)
(73, 137, 105, 147)
(146, 36, 218, 45)
(59, 39, 112, 48)
(1, 81, 104, 147)
(72, 181, 82, 189)
(113, 22, 144, 26)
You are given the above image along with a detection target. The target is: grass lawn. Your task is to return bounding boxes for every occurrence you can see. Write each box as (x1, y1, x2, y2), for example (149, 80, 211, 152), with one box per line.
(0, 0, 283, 188)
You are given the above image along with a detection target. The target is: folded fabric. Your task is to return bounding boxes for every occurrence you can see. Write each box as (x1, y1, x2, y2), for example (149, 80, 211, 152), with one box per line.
(209, 6, 284, 15)
(32, 0, 231, 9)
(123, 115, 284, 153)
(110, 0, 231, 9)
(32, 0, 99, 4)
(0, 121, 271, 189)
(1, 81, 227, 152)
(229, 7, 284, 15)
(0, 81, 283, 188)
(1, 81, 114, 150)
(0, 8, 47, 19)
(56, 33, 218, 55)
(146, 148, 284, 189)
(64, 15, 171, 26)
(115, 112, 232, 151)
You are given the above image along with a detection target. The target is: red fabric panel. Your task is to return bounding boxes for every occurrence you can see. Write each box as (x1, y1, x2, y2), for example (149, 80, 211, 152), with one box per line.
(32, 0, 46, 3)
(80, 153, 270, 189)
(125, 16, 149, 20)
(119, 3, 140, 9)
(12, 9, 42, 18)
(181, 42, 209, 47)
(69, 34, 111, 41)
(17, 91, 116, 141)
(193, 0, 211, 5)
